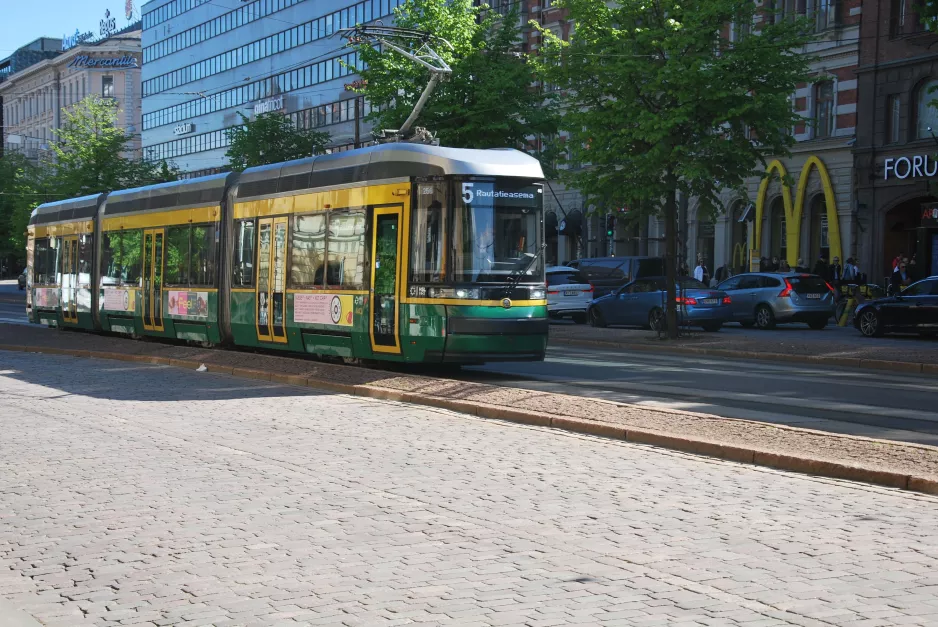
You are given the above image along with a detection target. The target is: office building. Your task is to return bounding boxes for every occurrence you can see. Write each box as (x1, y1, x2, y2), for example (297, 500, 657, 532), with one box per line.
(140, 0, 407, 176)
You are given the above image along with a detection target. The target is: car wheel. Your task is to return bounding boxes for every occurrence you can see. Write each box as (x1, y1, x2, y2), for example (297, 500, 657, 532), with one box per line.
(572, 312, 587, 325)
(701, 322, 722, 332)
(754, 305, 776, 330)
(649, 308, 666, 332)
(807, 318, 827, 330)
(589, 307, 606, 328)
(858, 309, 882, 337)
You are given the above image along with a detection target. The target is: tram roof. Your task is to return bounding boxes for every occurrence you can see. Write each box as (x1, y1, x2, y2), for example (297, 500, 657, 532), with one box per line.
(235, 143, 545, 201)
(29, 193, 105, 227)
(103, 172, 235, 217)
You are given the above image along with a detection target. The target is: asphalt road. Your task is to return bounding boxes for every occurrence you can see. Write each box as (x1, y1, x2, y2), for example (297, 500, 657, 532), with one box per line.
(3, 281, 935, 446)
(468, 343, 938, 446)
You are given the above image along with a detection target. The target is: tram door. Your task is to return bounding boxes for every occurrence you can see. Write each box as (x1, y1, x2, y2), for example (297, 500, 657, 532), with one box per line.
(61, 235, 79, 323)
(255, 217, 288, 343)
(370, 206, 403, 354)
(142, 228, 165, 332)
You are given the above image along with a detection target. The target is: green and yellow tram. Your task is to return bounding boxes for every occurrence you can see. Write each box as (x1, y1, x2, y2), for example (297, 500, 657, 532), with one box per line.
(25, 143, 549, 363)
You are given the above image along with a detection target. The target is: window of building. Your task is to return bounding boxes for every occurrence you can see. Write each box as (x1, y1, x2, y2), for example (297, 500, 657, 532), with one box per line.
(916, 79, 938, 139)
(814, 81, 834, 138)
(102, 76, 114, 98)
(814, 0, 838, 30)
(890, 0, 907, 36)
(886, 94, 901, 143)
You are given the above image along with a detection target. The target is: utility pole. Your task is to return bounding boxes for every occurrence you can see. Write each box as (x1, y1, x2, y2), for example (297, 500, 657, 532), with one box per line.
(354, 96, 361, 149)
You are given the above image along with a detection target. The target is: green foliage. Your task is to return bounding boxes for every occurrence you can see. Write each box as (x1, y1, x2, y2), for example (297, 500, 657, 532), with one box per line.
(533, 0, 814, 336)
(919, 1, 938, 31)
(225, 112, 331, 171)
(350, 0, 558, 158)
(50, 95, 179, 198)
(534, 0, 814, 220)
(0, 152, 47, 272)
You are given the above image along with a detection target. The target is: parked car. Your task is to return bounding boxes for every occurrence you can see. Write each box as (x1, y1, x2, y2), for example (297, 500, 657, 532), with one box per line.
(716, 272, 835, 330)
(855, 276, 938, 337)
(567, 256, 665, 298)
(546, 266, 592, 323)
(17, 268, 27, 290)
(588, 276, 731, 332)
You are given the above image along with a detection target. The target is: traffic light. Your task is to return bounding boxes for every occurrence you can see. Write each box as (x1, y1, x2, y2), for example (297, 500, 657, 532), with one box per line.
(605, 214, 616, 237)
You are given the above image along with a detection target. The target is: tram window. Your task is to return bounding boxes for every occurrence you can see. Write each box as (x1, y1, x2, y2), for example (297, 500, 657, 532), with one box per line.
(233, 219, 256, 286)
(190, 224, 217, 287)
(78, 234, 93, 284)
(33, 237, 57, 285)
(291, 213, 326, 288)
(101, 232, 121, 285)
(326, 210, 366, 289)
(122, 231, 143, 285)
(165, 226, 191, 286)
(411, 182, 446, 283)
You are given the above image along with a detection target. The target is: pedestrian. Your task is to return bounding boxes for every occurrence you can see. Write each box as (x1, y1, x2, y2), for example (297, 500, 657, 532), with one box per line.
(892, 252, 904, 271)
(779, 259, 791, 272)
(890, 260, 913, 293)
(714, 262, 731, 285)
(843, 257, 859, 283)
(813, 254, 829, 279)
(794, 258, 807, 273)
(694, 257, 710, 285)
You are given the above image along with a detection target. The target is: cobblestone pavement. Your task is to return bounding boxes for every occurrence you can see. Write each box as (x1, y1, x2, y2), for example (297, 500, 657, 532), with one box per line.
(2, 353, 938, 627)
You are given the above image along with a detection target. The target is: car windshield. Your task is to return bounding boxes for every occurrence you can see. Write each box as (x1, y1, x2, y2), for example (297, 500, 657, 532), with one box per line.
(452, 180, 544, 283)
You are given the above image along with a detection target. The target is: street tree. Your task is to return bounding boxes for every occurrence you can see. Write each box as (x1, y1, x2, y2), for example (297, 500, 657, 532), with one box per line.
(533, 0, 814, 338)
(348, 0, 558, 157)
(51, 95, 178, 198)
(0, 152, 47, 273)
(225, 112, 331, 171)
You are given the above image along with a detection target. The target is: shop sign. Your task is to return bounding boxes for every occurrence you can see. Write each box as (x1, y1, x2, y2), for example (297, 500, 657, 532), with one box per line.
(68, 55, 138, 69)
(173, 123, 195, 135)
(922, 203, 938, 228)
(883, 155, 938, 180)
(254, 96, 284, 115)
(103, 287, 135, 312)
(168, 291, 208, 317)
(62, 29, 95, 51)
(100, 9, 117, 38)
(293, 293, 354, 326)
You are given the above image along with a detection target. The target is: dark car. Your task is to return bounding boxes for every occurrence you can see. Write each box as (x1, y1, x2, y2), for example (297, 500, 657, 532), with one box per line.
(17, 268, 27, 290)
(855, 276, 938, 337)
(717, 272, 835, 330)
(567, 256, 665, 298)
(588, 276, 731, 332)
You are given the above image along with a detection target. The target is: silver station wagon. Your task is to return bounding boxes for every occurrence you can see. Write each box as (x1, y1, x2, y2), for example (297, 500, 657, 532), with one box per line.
(716, 272, 836, 330)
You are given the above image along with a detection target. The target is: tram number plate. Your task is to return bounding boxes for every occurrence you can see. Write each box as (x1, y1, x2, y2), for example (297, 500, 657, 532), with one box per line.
(806, 293, 821, 299)
(701, 298, 719, 305)
(563, 290, 579, 296)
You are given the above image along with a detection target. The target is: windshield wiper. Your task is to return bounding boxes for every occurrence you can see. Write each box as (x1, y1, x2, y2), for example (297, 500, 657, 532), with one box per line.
(503, 243, 546, 297)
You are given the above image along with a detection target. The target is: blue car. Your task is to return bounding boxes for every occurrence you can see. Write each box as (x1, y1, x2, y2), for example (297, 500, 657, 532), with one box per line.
(588, 276, 731, 332)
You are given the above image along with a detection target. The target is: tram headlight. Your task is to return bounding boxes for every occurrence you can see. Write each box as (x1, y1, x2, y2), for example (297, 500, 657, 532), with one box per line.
(455, 288, 480, 299)
(530, 288, 546, 300)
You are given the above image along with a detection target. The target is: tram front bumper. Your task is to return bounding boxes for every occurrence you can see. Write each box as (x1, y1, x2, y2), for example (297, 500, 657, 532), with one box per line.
(434, 313, 549, 363)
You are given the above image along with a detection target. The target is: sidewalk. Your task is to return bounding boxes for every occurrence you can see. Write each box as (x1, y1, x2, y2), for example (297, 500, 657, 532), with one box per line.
(550, 322, 938, 373)
(2, 323, 937, 495)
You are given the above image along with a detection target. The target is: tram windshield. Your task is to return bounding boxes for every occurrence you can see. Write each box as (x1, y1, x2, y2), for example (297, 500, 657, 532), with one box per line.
(452, 180, 543, 283)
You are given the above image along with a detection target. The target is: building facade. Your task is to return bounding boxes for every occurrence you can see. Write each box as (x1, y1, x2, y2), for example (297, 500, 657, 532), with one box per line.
(0, 30, 142, 161)
(140, 0, 406, 176)
(854, 0, 938, 281)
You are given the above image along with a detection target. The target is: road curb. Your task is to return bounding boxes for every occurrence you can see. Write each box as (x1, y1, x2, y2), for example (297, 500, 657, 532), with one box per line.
(551, 337, 933, 375)
(4, 343, 938, 498)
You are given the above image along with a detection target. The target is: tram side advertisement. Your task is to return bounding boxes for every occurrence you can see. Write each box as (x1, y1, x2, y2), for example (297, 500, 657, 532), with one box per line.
(294, 293, 354, 326)
(103, 287, 136, 312)
(168, 291, 208, 317)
